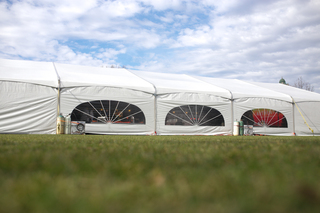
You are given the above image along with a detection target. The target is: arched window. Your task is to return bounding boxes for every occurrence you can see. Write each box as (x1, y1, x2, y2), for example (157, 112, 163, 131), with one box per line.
(165, 105, 225, 126)
(241, 108, 288, 128)
(71, 100, 145, 124)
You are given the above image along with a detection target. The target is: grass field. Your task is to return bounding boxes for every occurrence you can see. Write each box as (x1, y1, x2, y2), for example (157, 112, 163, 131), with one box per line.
(0, 135, 320, 213)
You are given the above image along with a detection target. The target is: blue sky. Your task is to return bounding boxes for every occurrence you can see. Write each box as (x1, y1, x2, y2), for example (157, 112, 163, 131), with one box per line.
(1, 0, 320, 92)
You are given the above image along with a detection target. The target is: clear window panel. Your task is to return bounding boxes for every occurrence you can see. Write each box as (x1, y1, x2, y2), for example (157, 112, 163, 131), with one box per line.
(71, 100, 145, 124)
(165, 105, 224, 126)
(241, 108, 288, 128)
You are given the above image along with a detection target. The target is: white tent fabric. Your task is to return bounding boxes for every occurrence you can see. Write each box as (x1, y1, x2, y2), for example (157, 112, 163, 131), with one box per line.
(0, 58, 319, 136)
(132, 71, 232, 135)
(0, 59, 58, 134)
(55, 63, 155, 135)
(55, 63, 154, 93)
(0, 58, 58, 88)
(248, 82, 320, 136)
(195, 77, 294, 136)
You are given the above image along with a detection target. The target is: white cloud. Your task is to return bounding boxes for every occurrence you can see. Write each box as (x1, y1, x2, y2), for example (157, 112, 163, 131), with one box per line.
(88, 0, 142, 19)
(0, 0, 319, 92)
(132, 30, 162, 48)
(172, 26, 213, 47)
(96, 48, 126, 59)
(162, 0, 320, 90)
(139, 0, 182, 11)
(158, 12, 174, 23)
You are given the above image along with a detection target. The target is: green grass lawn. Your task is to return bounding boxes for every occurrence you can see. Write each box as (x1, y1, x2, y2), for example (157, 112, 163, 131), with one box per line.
(0, 135, 320, 213)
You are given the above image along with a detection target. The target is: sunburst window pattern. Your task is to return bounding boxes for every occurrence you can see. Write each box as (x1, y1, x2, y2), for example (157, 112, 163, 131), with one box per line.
(71, 100, 145, 124)
(165, 105, 225, 126)
(241, 108, 288, 128)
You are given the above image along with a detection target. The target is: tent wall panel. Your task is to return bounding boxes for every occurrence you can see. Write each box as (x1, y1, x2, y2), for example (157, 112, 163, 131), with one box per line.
(0, 81, 57, 134)
(1, 58, 320, 136)
(156, 93, 232, 135)
(294, 102, 320, 136)
(234, 97, 293, 136)
(60, 86, 155, 135)
(132, 71, 232, 135)
(248, 82, 320, 136)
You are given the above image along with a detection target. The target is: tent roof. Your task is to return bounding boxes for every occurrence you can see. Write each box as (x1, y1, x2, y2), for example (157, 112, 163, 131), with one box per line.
(0, 58, 58, 87)
(53, 63, 155, 93)
(195, 76, 293, 102)
(248, 82, 320, 102)
(131, 71, 231, 98)
(1, 58, 319, 103)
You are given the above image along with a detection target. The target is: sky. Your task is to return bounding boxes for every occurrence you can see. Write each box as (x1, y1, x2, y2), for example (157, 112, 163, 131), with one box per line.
(1, 0, 320, 93)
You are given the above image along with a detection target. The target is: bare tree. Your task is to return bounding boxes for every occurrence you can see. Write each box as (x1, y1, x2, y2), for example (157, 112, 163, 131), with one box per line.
(293, 76, 314, 91)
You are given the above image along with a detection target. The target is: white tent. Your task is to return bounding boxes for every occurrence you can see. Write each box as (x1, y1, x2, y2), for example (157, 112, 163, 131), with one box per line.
(248, 82, 320, 136)
(0, 59, 58, 134)
(132, 71, 232, 135)
(55, 63, 156, 135)
(0, 58, 319, 136)
(195, 77, 294, 136)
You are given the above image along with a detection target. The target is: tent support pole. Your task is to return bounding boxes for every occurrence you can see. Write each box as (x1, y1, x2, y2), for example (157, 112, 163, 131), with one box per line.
(231, 97, 234, 135)
(57, 80, 61, 116)
(53, 62, 61, 116)
(152, 83, 158, 135)
(224, 88, 234, 135)
(126, 69, 157, 135)
(154, 94, 157, 135)
(292, 99, 295, 136)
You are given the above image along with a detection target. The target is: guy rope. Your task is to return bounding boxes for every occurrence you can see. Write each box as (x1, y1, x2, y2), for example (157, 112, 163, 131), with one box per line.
(293, 99, 314, 135)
